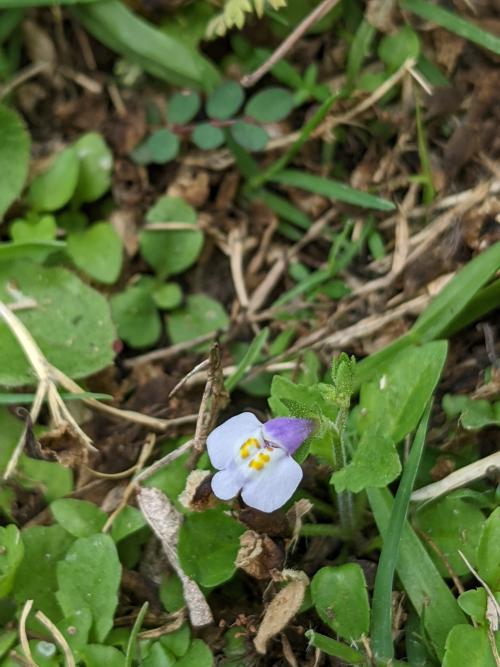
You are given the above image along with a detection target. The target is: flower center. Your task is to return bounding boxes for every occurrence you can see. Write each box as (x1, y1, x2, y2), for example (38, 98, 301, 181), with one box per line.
(238, 437, 274, 472)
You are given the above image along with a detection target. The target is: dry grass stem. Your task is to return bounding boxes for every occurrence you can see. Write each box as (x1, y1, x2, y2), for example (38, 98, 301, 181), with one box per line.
(35, 610, 76, 667)
(124, 331, 218, 368)
(19, 600, 36, 667)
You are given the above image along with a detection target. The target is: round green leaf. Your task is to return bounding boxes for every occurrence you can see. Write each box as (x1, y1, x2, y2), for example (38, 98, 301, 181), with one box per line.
(311, 564, 370, 641)
(477, 507, 500, 589)
(230, 121, 268, 151)
(57, 608, 92, 653)
(110, 284, 161, 349)
(56, 534, 121, 643)
(413, 495, 485, 577)
(28, 147, 80, 212)
(176, 640, 212, 667)
(0, 104, 30, 220)
(245, 87, 293, 122)
(146, 129, 180, 164)
(152, 282, 183, 310)
(73, 132, 113, 204)
(168, 91, 201, 125)
(191, 123, 225, 150)
(0, 263, 116, 386)
(81, 645, 126, 667)
(206, 81, 244, 120)
(378, 26, 421, 72)
(140, 196, 204, 277)
(166, 293, 229, 345)
(50, 499, 107, 538)
(159, 624, 190, 657)
(66, 222, 123, 284)
(130, 140, 153, 166)
(178, 510, 244, 587)
(443, 625, 497, 667)
(10, 215, 57, 243)
(0, 525, 24, 598)
(110, 506, 147, 544)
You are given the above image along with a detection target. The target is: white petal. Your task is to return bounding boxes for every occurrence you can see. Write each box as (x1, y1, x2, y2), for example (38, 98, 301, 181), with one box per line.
(241, 451, 303, 513)
(207, 412, 262, 470)
(211, 469, 243, 500)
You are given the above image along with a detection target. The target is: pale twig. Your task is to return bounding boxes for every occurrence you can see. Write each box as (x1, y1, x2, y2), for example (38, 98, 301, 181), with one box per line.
(102, 434, 156, 533)
(142, 222, 201, 231)
(182, 361, 299, 389)
(35, 611, 75, 667)
(134, 439, 194, 485)
(124, 332, 219, 368)
(169, 359, 210, 399)
(227, 227, 249, 308)
(411, 451, 500, 502)
(241, 0, 341, 87)
(19, 600, 36, 667)
(0, 62, 50, 99)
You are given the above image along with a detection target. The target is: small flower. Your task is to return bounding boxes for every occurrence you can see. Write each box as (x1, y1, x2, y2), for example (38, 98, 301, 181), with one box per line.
(207, 412, 314, 513)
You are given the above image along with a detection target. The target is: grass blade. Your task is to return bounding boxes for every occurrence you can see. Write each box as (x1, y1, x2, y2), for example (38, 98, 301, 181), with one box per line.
(72, 1, 219, 90)
(367, 486, 467, 660)
(269, 169, 395, 211)
(370, 402, 431, 662)
(225, 328, 269, 392)
(125, 601, 148, 667)
(0, 391, 112, 405)
(305, 630, 366, 664)
(402, 0, 500, 56)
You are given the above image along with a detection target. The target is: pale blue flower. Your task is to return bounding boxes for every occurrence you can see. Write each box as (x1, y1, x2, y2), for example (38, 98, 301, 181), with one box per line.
(207, 412, 314, 513)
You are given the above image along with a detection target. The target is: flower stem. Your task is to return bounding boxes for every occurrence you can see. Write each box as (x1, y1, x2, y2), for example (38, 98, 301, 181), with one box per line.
(332, 407, 356, 534)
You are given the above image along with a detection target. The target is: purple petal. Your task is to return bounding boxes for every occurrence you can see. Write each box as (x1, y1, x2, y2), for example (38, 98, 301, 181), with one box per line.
(207, 412, 262, 470)
(241, 450, 303, 512)
(262, 417, 314, 455)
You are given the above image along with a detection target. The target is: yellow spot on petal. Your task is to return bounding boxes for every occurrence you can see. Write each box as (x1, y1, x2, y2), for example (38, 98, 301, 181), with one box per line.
(240, 437, 259, 459)
(248, 451, 271, 471)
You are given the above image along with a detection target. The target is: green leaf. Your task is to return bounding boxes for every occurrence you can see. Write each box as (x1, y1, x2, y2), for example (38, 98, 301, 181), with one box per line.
(142, 642, 175, 667)
(159, 624, 190, 657)
(331, 432, 400, 493)
(458, 588, 489, 625)
(14, 525, 74, 621)
(67, 222, 123, 284)
(152, 282, 183, 310)
(57, 608, 92, 652)
(140, 196, 204, 278)
(51, 499, 107, 538)
(0, 240, 65, 264)
(10, 215, 57, 242)
(358, 341, 448, 443)
(245, 87, 293, 122)
(0, 407, 23, 476)
(378, 26, 421, 71)
(191, 123, 225, 150)
(311, 564, 370, 641)
(0, 0, 100, 5)
(145, 129, 180, 164)
(178, 509, 244, 587)
(81, 645, 126, 667)
(0, 104, 30, 220)
(305, 630, 365, 664)
(73, 2, 220, 90)
(111, 506, 148, 543)
(0, 525, 23, 598)
(19, 456, 73, 503)
(125, 601, 148, 667)
(110, 283, 161, 349)
(0, 262, 116, 386)
(413, 494, 485, 576)
(168, 91, 201, 125)
(460, 399, 500, 430)
(176, 639, 213, 667)
(442, 625, 497, 667)
(72, 132, 113, 204)
(57, 534, 121, 642)
(367, 487, 467, 659)
(477, 507, 500, 590)
(166, 293, 229, 345)
(402, 0, 500, 56)
(206, 81, 244, 119)
(27, 147, 80, 211)
(270, 169, 395, 211)
(230, 121, 269, 151)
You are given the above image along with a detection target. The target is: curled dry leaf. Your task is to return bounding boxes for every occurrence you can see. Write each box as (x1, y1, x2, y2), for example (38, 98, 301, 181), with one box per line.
(253, 571, 309, 654)
(235, 530, 284, 580)
(137, 486, 213, 627)
(178, 470, 218, 512)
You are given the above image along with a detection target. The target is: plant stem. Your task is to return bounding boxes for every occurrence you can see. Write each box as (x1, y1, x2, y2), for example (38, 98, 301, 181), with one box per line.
(332, 407, 355, 534)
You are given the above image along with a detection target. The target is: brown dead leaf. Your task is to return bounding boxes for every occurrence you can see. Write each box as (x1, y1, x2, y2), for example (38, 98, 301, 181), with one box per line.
(22, 20, 57, 71)
(178, 470, 218, 512)
(39, 423, 89, 468)
(235, 530, 284, 579)
(137, 487, 213, 627)
(110, 209, 139, 257)
(167, 165, 210, 208)
(432, 28, 465, 75)
(366, 0, 397, 32)
(253, 575, 308, 654)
